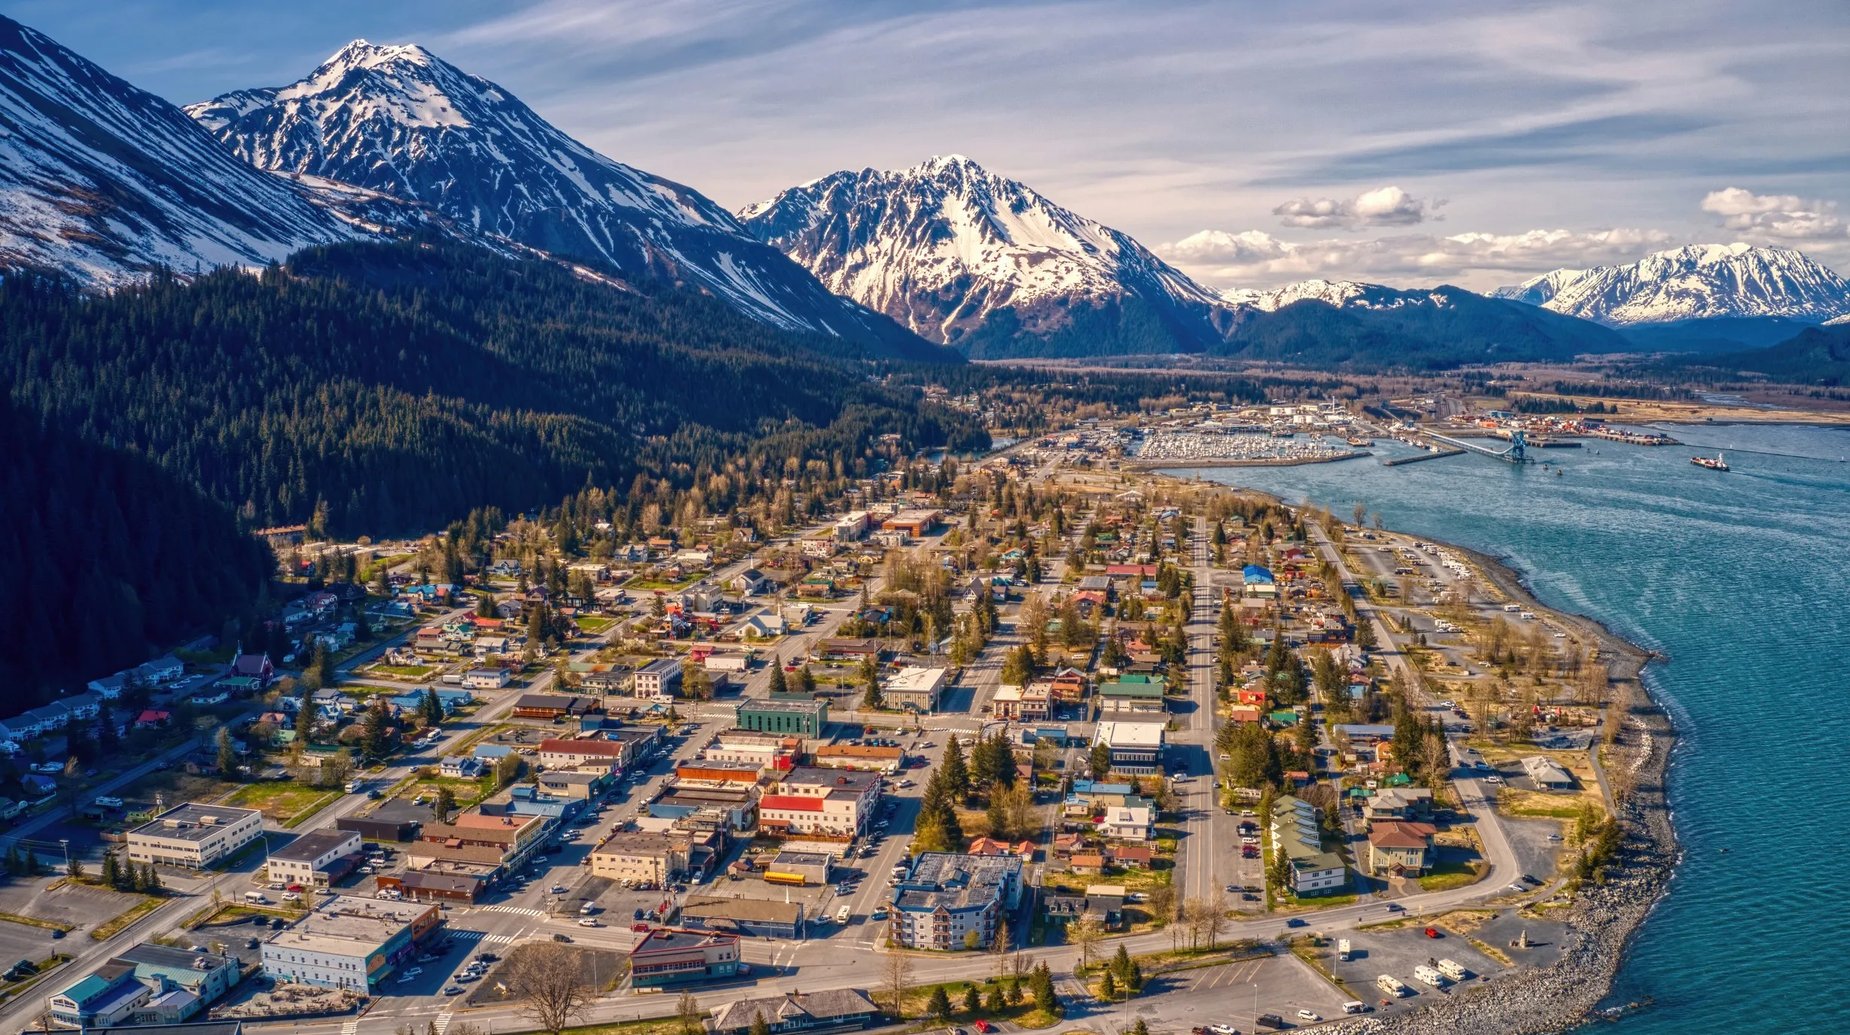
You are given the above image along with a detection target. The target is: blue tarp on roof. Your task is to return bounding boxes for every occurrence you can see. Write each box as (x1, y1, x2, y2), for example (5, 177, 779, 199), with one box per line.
(1242, 564, 1275, 584)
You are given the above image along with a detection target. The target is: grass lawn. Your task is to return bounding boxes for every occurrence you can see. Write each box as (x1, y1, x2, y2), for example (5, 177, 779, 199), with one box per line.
(90, 896, 162, 940)
(398, 775, 492, 809)
(139, 769, 238, 806)
(1280, 890, 1360, 910)
(1419, 858, 1488, 892)
(900, 975, 1061, 1030)
(225, 781, 341, 826)
(574, 616, 617, 634)
(369, 664, 436, 680)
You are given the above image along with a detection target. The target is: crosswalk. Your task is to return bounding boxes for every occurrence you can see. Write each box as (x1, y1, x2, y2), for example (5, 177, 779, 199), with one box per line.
(449, 928, 518, 946)
(481, 905, 547, 918)
(341, 1021, 360, 1035)
(434, 1011, 454, 1035)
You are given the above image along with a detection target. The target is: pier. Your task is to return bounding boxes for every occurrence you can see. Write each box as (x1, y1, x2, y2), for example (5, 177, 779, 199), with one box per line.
(1381, 448, 1466, 467)
(1424, 428, 1537, 464)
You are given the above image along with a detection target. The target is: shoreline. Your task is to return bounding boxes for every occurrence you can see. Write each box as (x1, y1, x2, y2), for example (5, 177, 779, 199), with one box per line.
(1124, 450, 1370, 470)
(1150, 470, 1679, 1035)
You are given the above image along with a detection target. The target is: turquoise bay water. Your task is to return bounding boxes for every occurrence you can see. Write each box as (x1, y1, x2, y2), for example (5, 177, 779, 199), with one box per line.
(1166, 423, 1850, 1032)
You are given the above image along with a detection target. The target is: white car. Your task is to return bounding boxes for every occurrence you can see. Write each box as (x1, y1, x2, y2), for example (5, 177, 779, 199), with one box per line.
(1298, 1010, 1322, 1021)
(577, 918, 599, 927)
(92, 795, 123, 808)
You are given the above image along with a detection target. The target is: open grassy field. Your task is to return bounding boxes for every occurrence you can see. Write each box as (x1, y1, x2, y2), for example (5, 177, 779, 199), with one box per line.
(224, 781, 341, 826)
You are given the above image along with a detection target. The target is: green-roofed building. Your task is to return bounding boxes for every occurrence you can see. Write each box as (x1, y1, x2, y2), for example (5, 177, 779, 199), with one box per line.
(1098, 674, 1167, 715)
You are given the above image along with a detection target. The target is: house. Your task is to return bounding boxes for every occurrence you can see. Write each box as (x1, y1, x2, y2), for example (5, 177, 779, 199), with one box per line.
(1109, 844, 1154, 869)
(1099, 805, 1154, 842)
(811, 638, 885, 663)
(1366, 821, 1438, 876)
(134, 709, 172, 729)
(462, 668, 513, 690)
(967, 837, 1035, 862)
(440, 756, 486, 779)
(1521, 755, 1577, 791)
(709, 988, 879, 1035)
(730, 569, 771, 596)
(137, 655, 186, 685)
(1363, 787, 1434, 822)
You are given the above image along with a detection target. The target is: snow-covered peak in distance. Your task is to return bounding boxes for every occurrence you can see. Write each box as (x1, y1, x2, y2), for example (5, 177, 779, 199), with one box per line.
(738, 155, 1232, 357)
(1495, 243, 1850, 326)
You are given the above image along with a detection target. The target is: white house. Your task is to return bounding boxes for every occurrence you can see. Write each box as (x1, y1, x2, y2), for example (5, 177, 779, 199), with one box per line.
(462, 668, 513, 690)
(1099, 805, 1154, 842)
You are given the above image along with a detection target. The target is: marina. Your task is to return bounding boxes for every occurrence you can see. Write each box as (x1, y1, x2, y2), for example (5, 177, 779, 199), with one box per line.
(1129, 430, 1368, 467)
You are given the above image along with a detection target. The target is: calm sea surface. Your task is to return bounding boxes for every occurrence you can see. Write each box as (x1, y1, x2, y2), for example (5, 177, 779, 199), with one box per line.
(1164, 422, 1850, 1032)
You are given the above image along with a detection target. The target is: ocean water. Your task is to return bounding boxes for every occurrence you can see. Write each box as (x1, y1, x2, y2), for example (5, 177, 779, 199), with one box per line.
(1165, 423, 1850, 1033)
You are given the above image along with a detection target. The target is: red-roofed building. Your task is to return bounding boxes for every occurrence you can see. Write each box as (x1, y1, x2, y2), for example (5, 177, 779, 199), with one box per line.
(1366, 821, 1437, 876)
(135, 709, 171, 728)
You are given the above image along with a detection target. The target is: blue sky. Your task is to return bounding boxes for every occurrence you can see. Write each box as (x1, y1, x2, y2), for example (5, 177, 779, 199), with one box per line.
(12, 0, 1848, 289)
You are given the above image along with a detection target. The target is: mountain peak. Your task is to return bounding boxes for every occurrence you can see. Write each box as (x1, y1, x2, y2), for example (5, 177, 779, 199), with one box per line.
(738, 159, 1230, 357)
(1497, 243, 1850, 325)
(184, 43, 927, 347)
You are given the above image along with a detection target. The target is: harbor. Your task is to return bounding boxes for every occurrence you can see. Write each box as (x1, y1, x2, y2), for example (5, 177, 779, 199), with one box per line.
(1129, 429, 1369, 467)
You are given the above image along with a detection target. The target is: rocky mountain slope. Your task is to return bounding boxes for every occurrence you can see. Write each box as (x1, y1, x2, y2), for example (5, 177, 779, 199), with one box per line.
(0, 15, 356, 286)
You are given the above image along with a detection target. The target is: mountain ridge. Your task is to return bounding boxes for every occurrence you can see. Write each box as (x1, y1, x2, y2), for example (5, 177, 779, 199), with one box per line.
(186, 38, 935, 357)
(1494, 243, 1850, 326)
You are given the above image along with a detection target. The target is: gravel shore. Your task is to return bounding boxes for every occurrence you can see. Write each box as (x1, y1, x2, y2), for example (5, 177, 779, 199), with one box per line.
(1319, 544, 1679, 1035)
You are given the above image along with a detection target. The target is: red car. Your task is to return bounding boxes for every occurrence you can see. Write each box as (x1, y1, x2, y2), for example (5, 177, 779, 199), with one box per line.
(973, 1022, 993, 1034)
(1424, 926, 1441, 938)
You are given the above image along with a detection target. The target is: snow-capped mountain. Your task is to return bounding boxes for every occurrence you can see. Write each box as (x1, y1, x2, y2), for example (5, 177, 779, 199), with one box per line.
(1221, 278, 1469, 312)
(738, 155, 1234, 357)
(0, 16, 357, 286)
(1495, 243, 1850, 326)
(188, 41, 917, 349)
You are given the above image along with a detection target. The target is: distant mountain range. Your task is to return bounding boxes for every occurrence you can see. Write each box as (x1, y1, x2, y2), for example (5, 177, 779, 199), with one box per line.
(3, 14, 1847, 371)
(1495, 243, 1850, 325)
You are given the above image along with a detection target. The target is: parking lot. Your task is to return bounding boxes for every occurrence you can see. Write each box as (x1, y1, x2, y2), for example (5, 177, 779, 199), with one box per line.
(1115, 952, 1355, 1032)
(1329, 910, 1560, 1014)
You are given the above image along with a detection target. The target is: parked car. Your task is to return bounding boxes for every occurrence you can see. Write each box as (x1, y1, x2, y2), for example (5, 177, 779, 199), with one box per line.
(1424, 927, 1441, 938)
(1298, 1010, 1322, 1022)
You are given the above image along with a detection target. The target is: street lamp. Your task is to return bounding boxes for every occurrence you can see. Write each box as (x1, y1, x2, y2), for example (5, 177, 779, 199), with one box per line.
(1250, 981, 1261, 1032)
(58, 839, 69, 873)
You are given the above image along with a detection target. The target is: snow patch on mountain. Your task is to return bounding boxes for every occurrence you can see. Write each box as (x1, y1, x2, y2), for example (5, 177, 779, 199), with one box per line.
(1495, 243, 1850, 325)
(0, 15, 355, 286)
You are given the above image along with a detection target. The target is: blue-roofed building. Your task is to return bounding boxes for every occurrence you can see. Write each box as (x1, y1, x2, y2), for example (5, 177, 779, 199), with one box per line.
(47, 964, 152, 1028)
(473, 743, 515, 761)
(1242, 564, 1277, 599)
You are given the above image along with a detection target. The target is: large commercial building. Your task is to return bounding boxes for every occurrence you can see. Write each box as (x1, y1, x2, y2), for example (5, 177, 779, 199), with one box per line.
(538, 737, 633, 771)
(261, 896, 439, 991)
(125, 804, 263, 869)
(679, 895, 805, 940)
(889, 852, 1023, 951)
(1097, 675, 1167, 715)
(1094, 720, 1167, 775)
(632, 658, 684, 699)
(266, 830, 362, 890)
(590, 831, 690, 885)
(735, 697, 829, 739)
(759, 767, 880, 839)
(627, 928, 741, 988)
(882, 666, 947, 713)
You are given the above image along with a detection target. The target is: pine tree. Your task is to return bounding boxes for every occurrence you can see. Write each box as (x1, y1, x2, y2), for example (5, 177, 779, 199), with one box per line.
(1099, 969, 1118, 1001)
(768, 658, 787, 696)
(941, 737, 972, 805)
(963, 985, 982, 1014)
(1031, 962, 1057, 1011)
(102, 852, 121, 890)
(215, 728, 239, 780)
(423, 687, 444, 727)
(861, 655, 883, 711)
(927, 986, 953, 1020)
(984, 986, 1006, 1013)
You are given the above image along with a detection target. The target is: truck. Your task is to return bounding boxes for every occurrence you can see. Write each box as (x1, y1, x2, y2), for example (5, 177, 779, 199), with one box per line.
(1377, 975, 1410, 997)
(1337, 938, 1352, 962)
(1413, 964, 1449, 987)
(344, 779, 363, 794)
(1436, 959, 1470, 981)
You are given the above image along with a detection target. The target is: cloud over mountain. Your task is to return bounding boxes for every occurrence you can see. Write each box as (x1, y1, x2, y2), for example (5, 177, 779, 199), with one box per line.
(1273, 185, 1433, 228)
(1701, 187, 1846, 242)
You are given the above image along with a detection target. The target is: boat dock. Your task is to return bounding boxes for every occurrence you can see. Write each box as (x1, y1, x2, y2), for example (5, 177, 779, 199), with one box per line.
(1381, 448, 1466, 467)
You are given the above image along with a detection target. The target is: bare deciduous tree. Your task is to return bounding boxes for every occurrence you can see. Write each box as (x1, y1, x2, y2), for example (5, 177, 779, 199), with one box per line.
(883, 946, 913, 1019)
(504, 942, 593, 1035)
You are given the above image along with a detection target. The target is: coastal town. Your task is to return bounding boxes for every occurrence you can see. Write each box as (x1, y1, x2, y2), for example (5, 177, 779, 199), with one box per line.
(0, 393, 1671, 1035)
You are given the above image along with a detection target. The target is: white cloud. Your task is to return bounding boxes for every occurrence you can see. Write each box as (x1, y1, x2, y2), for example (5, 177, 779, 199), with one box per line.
(1700, 187, 1847, 241)
(1273, 185, 1434, 228)
(1160, 226, 1676, 290)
